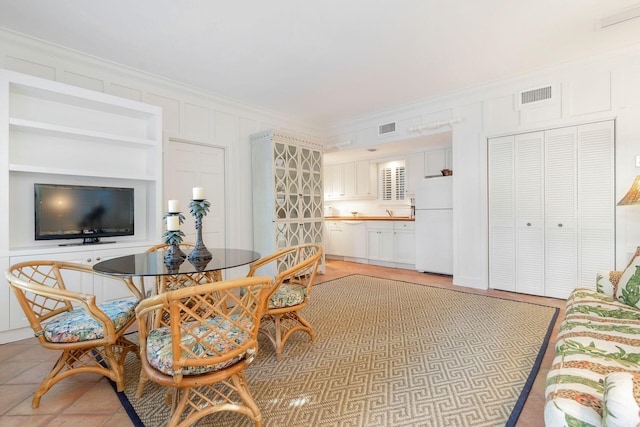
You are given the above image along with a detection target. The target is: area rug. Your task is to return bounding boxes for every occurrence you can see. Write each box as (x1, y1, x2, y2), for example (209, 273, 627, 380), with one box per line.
(111, 274, 558, 426)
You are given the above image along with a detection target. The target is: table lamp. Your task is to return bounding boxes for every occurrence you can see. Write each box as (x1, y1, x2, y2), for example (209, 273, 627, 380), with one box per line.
(618, 176, 640, 206)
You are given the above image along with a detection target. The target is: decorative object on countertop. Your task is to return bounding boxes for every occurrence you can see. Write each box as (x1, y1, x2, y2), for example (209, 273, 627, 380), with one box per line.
(350, 211, 358, 217)
(188, 187, 213, 263)
(441, 168, 453, 176)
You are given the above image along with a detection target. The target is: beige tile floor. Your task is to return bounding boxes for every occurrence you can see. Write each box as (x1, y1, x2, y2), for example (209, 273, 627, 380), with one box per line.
(0, 259, 564, 426)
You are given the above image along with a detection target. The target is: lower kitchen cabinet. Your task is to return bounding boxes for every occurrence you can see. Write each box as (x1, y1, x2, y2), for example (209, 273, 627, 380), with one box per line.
(325, 219, 416, 269)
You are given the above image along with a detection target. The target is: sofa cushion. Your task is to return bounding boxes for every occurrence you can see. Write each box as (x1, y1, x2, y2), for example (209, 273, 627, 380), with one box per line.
(615, 255, 640, 309)
(42, 299, 137, 343)
(545, 288, 640, 426)
(603, 372, 640, 427)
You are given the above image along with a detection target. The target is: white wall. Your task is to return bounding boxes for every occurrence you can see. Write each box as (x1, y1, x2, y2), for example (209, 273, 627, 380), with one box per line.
(324, 44, 640, 290)
(0, 29, 320, 251)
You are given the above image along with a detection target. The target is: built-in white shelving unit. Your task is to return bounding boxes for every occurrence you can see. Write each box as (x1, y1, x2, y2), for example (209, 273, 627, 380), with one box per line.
(0, 69, 163, 342)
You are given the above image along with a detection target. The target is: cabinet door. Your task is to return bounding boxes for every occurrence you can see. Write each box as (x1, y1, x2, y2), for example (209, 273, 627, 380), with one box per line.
(544, 126, 578, 299)
(354, 161, 374, 198)
(394, 231, 415, 264)
(325, 222, 343, 256)
(424, 148, 447, 176)
(342, 163, 356, 198)
(405, 154, 424, 196)
(445, 146, 453, 169)
(488, 135, 516, 291)
(324, 164, 343, 199)
(577, 121, 614, 288)
(299, 147, 323, 220)
(514, 132, 544, 295)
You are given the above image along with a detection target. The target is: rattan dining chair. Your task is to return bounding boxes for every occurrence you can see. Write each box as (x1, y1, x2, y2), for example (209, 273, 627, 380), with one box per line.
(246, 243, 323, 360)
(134, 275, 273, 427)
(5, 260, 142, 408)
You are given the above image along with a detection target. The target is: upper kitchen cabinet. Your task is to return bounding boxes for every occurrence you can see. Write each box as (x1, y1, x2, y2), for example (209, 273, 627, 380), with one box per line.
(324, 160, 376, 200)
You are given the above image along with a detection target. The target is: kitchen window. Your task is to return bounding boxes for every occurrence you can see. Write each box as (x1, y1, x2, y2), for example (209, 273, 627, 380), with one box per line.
(379, 160, 405, 201)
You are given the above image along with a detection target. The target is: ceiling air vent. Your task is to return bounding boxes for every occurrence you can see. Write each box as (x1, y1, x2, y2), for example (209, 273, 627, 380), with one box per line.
(378, 121, 396, 136)
(516, 84, 557, 110)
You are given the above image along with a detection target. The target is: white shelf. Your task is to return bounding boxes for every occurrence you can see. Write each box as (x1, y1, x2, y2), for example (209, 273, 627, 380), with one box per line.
(9, 164, 157, 181)
(9, 118, 157, 146)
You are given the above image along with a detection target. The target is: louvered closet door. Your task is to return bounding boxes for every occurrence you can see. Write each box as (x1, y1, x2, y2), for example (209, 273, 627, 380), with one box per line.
(577, 121, 615, 289)
(514, 132, 545, 295)
(545, 127, 578, 299)
(488, 135, 516, 291)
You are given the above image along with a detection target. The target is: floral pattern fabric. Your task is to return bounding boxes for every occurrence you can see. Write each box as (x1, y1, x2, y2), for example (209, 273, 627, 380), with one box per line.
(545, 284, 640, 427)
(602, 372, 640, 427)
(42, 299, 137, 343)
(145, 315, 253, 376)
(269, 284, 306, 309)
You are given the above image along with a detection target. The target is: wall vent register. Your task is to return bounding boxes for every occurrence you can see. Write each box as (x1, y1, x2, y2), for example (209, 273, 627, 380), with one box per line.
(378, 121, 396, 136)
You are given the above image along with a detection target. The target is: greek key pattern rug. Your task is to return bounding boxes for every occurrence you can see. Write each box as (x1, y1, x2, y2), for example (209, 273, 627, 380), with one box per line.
(114, 274, 558, 426)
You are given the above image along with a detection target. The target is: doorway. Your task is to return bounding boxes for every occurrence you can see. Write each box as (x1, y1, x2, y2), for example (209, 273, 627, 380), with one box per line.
(165, 139, 226, 247)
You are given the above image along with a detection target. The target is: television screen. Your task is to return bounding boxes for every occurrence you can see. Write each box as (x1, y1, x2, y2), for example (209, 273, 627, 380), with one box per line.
(35, 183, 134, 243)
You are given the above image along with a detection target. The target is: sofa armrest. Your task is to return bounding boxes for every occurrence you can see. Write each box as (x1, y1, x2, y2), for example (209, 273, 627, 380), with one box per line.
(603, 372, 640, 427)
(596, 270, 623, 297)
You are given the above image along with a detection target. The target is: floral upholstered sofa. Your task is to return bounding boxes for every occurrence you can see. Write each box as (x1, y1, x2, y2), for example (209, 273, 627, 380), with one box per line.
(545, 251, 640, 427)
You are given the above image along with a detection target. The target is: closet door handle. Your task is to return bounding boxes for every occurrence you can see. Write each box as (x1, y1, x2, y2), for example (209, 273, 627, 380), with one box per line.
(526, 222, 531, 226)
(558, 223, 563, 227)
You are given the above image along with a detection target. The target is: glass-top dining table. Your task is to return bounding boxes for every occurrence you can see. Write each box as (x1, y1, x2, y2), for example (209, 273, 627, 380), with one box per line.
(93, 247, 261, 295)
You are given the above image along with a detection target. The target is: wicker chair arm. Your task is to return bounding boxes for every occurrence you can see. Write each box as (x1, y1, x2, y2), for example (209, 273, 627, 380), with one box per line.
(6, 270, 117, 338)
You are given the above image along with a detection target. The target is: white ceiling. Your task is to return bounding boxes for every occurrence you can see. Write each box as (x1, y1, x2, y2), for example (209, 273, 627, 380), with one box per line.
(1, 1, 640, 128)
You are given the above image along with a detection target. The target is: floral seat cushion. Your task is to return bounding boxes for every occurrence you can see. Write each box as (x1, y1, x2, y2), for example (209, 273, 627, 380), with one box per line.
(146, 316, 253, 376)
(269, 283, 306, 309)
(42, 299, 137, 343)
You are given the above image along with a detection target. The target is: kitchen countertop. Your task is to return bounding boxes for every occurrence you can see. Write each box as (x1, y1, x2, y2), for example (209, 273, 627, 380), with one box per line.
(325, 216, 415, 221)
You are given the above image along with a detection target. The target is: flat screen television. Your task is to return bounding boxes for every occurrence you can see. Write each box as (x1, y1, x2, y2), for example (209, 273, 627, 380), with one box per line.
(34, 183, 134, 245)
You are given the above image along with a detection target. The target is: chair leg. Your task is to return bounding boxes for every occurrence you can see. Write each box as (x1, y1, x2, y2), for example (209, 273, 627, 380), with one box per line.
(231, 372, 263, 427)
(32, 351, 69, 408)
(260, 311, 316, 360)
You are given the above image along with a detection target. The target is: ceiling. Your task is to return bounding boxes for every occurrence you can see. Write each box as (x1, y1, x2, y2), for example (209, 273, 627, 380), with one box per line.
(1, 1, 640, 128)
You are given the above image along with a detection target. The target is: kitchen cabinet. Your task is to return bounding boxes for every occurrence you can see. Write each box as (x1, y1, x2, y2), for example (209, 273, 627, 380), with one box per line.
(367, 221, 415, 266)
(324, 161, 376, 200)
(367, 222, 395, 262)
(405, 153, 424, 196)
(354, 161, 376, 198)
(424, 147, 452, 177)
(251, 130, 324, 275)
(325, 221, 345, 256)
(488, 120, 614, 299)
(393, 221, 415, 265)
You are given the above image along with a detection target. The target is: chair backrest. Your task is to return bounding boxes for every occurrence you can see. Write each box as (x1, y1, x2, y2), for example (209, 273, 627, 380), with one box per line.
(5, 260, 140, 343)
(135, 275, 273, 381)
(248, 243, 323, 298)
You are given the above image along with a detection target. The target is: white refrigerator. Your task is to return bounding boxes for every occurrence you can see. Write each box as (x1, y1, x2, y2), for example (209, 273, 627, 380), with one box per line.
(415, 176, 453, 275)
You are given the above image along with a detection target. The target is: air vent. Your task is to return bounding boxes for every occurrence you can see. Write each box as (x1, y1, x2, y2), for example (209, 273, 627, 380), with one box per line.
(521, 86, 552, 104)
(378, 121, 396, 136)
(516, 84, 557, 110)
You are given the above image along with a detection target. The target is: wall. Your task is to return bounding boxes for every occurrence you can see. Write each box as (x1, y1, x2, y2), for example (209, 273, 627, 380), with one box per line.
(324, 44, 640, 290)
(0, 29, 320, 251)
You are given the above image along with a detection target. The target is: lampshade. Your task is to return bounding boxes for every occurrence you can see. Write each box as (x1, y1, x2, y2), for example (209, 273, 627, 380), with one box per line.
(617, 175, 640, 205)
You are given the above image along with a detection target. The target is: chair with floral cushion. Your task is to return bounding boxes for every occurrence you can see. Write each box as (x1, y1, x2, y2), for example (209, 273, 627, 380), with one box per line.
(5, 260, 142, 408)
(246, 243, 323, 360)
(134, 275, 273, 427)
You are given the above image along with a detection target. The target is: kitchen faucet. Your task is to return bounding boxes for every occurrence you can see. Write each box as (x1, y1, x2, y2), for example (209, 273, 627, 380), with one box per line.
(386, 209, 393, 217)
